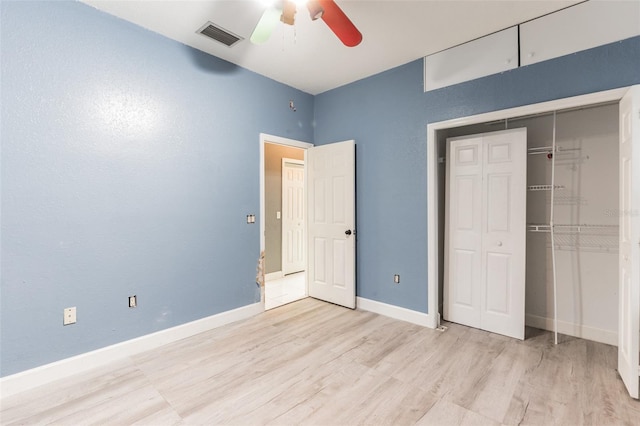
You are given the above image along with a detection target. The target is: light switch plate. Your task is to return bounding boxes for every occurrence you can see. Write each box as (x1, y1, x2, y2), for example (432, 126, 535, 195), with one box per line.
(63, 307, 76, 325)
(276, 211, 281, 219)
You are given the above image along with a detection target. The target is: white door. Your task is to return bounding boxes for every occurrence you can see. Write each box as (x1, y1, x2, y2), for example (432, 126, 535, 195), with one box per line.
(618, 85, 640, 399)
(445, 128, 527, 339)
(307, 140, 356, 309)
(444, 135, 483, 328)
(282, 159, 306, 275)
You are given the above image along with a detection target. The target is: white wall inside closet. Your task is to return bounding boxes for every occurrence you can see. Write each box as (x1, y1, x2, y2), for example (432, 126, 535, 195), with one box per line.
(438, 102, 619, 345)
(524, 104, 619, 344)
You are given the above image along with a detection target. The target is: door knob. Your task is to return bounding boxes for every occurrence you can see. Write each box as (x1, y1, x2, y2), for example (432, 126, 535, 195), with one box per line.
(497, 241, 503, 247)
(345, 230, 352, 236)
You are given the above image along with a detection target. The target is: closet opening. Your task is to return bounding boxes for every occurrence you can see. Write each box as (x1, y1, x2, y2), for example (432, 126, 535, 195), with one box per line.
(434, 100, 620, 344)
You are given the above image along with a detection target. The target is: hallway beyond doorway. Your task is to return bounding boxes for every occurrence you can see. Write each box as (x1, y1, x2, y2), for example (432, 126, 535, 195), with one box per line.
(265, 272, 306, 310)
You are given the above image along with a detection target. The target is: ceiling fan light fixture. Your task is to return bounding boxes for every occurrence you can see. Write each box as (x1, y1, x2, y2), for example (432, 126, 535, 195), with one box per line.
(251, 0, 362, 47)
(280, 0, 297, 25)
(307, 1, 324, 20)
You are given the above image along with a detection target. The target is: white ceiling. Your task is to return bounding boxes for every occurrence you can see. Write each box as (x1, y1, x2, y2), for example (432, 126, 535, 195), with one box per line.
(81, 0, 580, 95)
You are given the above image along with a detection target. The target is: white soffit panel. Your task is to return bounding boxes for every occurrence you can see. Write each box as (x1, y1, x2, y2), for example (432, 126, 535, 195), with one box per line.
(520, 0, 640, 66)
(424, 27, 518, 92)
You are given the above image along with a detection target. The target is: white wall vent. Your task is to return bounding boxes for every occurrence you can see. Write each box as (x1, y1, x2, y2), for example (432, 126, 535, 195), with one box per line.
(197, 22, 243, 47)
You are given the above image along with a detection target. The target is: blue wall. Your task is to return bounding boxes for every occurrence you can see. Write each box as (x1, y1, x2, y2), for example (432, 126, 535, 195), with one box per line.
(314, 36, 640, 313)
(0, 1, 314, 376)
(2, 0, 639, 378)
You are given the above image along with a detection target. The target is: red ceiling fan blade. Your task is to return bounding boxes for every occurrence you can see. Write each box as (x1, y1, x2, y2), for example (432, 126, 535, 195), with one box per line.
(318, 0, 362, 47)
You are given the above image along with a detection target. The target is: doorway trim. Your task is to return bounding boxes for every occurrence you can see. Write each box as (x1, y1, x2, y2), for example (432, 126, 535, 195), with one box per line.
(426, 86, 629, 329)
(259, 133, 313, 308)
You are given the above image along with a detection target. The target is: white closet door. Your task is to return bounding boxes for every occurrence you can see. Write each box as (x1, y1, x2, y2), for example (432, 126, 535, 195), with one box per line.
(444, 136, 483, 328)
(480, 129, 527, 339)
(445, 128, 527, 339)
(619, 85, 640, 399)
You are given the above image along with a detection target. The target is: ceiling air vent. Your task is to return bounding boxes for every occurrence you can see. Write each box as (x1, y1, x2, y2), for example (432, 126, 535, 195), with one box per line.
(197, 22, 243, 47)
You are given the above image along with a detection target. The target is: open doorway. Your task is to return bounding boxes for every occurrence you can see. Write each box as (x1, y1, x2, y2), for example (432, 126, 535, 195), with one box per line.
(260, 134, 312, 310)
(260, 134, 357, 311)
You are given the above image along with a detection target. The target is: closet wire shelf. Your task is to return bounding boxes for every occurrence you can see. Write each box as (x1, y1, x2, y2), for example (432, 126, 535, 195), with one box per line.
(527, 224, 619, 252)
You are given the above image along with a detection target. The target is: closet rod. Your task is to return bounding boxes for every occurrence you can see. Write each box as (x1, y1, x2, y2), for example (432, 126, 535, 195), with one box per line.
(528, 146, 554, 155)
(528, 184, 565, 191)
(527, 146, 581, 155)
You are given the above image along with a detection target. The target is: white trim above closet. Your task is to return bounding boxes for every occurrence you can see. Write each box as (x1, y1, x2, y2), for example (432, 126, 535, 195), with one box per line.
(424, 1, 640, 92)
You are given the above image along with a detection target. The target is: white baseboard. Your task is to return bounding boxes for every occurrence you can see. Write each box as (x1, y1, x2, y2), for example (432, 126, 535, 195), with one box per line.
(525, 314, 617, 346)
(357, 297, 433, 328)
(0, 302, 263, 399)
(265, 271, 283, 281)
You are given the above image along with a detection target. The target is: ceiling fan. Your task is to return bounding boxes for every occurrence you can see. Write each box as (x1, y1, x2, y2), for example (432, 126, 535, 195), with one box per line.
(250, 0, 362, 47)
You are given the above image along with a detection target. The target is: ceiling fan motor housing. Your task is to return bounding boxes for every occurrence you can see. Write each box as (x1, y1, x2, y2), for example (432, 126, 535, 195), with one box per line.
(307, 1, 324, 20)
(281, 1, 296, 25)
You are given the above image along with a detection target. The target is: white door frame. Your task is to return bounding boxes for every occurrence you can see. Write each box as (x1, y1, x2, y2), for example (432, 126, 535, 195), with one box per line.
(426, 86, 630, 329)
(259, 133, 313, 308)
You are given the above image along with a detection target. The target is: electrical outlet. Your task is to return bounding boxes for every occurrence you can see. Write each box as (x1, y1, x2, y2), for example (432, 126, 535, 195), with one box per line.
(129, 295, 137, 308)
(394, 274, 400, 284)
(63, 307, 76, 325)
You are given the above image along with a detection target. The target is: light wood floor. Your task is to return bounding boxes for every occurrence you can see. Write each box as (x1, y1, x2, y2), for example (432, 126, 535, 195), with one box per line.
(2, 298, 639, 425)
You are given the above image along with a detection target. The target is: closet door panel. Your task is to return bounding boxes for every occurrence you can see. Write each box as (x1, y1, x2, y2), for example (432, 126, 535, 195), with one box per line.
(444, 138, 483, 327)
(452, 249, 476, 307)
(485, 252, 511, 314)
(486, 174, 511, 233)
(481, 129, 527, 340)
